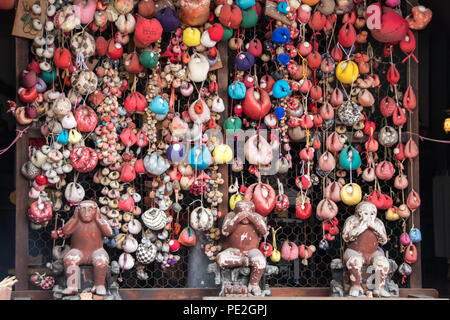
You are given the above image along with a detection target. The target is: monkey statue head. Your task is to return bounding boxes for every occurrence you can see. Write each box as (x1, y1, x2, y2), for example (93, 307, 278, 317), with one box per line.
(76, 200, 99, 223)
(355, 201, 377, 224)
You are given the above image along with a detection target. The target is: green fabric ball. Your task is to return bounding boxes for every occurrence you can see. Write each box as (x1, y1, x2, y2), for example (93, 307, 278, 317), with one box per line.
(240, 9, 258, 29)
(139, 50, 159, 69)
(224, 116, 243, 134)
(221, 26, 233, 42)
(40, 69, 57, 84)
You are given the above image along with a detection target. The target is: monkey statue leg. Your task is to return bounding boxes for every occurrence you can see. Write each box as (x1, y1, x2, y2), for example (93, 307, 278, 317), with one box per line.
(371, 252, 390, 297)
(343, 248, 364, 297)
(91, 248, 110, 295)
(62, 248, 83, 295)
(216, 248, 249, 268)
(247, 249, 266, 296)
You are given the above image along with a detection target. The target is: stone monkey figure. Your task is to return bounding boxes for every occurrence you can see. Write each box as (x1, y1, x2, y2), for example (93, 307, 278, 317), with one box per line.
(62, 200, 113, 295)
(216, 200, 269, 296)
(342, 201, 390, 297)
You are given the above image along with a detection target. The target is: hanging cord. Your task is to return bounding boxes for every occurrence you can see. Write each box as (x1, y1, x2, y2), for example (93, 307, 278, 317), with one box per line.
(76, 51, 89, 71)
(326, 20, 337, 53)
(337, 43, 354, 61)
(271, 227, 282, 251)
(0, 126, 31, 156)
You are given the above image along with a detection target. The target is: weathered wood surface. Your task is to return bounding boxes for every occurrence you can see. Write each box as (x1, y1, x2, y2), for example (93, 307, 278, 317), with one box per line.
(407, 0, 422, 289)
(11, 287, 440, 300)
(15, 36, 30, 291)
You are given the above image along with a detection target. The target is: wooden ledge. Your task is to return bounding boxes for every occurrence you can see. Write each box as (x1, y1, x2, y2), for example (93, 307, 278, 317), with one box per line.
(10, 287, 441, 300)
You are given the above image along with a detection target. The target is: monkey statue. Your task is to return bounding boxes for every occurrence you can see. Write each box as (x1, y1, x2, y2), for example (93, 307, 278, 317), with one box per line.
(62, 200, 113, 295)
(342, 201, 390, 297)
(216, 200, 269, 296)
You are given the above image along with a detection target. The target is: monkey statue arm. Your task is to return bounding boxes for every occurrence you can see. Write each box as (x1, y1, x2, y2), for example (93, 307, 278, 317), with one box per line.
(62, 209, 80, 236)
(95, 209, 113, 237)
(342, 215, 367, 243)
(369, 218, 388, 245)
(246, 213, 269, 238)
(222, 211, 248, 236)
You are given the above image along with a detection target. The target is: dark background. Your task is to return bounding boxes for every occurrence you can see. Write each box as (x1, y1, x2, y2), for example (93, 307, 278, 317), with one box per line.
(416, 0, 450, 298)
(0, 1, 449, 297)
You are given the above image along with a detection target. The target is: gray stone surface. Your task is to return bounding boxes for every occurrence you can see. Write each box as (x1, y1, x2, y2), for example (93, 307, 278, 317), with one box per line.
(329, 258, 400, 297)
(208, 263, 279, 297)
(51, 262, 122, 300)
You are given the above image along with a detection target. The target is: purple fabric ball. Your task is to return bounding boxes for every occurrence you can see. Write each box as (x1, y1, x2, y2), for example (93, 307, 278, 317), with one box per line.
(235, 52, 255, 71)
(20, 70, 37, 88)
(35, 77, 47, 93)
(166, 143, 186, 163)
(155, 8, 180, 32)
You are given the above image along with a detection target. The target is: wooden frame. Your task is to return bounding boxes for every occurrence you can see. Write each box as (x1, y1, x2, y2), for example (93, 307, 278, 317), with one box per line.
(406, 0, 421, 288)
(12, 2, 426, 297)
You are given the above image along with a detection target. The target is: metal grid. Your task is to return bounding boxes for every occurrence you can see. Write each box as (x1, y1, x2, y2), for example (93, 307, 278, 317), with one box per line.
(225, 5, 411, 289)
(27, 3, 413, 291)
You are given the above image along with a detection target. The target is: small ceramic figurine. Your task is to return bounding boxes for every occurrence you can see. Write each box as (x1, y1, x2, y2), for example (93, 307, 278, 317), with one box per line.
(342, 201, 390, 297)
(216, 200, 269, 296)
(62, 200, 113, 295)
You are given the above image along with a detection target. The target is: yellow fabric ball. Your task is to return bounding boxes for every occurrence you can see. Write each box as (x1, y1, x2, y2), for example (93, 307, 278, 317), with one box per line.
(336, 60, 359, 84)
(385, 207, 400, 221)
(183, 27, 201, 47)
(229, 193, 244, 210)
(213, 144, 233, 164)
(340, 183, 362, 206)
(68, 129, 82, 144)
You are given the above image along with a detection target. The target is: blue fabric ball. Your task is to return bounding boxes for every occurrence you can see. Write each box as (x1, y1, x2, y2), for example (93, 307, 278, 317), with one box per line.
(56, 129, 69, 145)
(274, 107, 286, 120)
(272, 27, 291, 44)
(189, 145, 211, 170)
(277, 1, 290, 14)
(409, 228, 422, 243)
(236, 0, 255, 10)
(277, 53, 290, 66)
(228, 81, 246, 99)
(272, 80, 292, 99)
(149, 96, 169, 115)
(339, 146, 362, 170)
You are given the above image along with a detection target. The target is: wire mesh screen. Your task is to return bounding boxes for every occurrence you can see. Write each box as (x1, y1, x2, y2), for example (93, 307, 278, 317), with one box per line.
(225, 2, 412, 289)
(26, 2, 414, 291)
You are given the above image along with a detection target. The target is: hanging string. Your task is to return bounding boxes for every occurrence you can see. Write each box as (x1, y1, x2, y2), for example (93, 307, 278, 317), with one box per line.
(0, 126, 31, 156)
(76, 51, 89, 70)
(402, 131, 450, 144)
(337, 43, 354, 61)
(326, 20, 337, 53)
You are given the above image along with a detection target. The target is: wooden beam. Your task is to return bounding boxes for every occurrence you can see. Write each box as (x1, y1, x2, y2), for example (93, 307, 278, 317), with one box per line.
(217, 41, 229, 220)
(119, 288, 219, 300)
(14, 36, 30, 291)
(406, 0, 422, 289)
(11, 287, 439, 300)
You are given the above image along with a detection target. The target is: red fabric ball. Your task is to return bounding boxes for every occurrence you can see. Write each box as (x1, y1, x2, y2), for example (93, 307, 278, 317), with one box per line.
(107, 40, 124, 59)
(218, 5, 242, 29)
(370, 7, 409, 43)
(95, 36, 108, 56)
(134, 17, 163, 46)
(207, 23, 224, 42)
(35, 174, 48, 186)
(53, 48, 71, 69)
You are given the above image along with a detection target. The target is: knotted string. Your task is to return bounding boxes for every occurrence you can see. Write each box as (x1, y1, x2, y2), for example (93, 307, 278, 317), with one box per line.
(76, 52, 88, 70)
(0, 126, 31, 156)
(337, 43, 354, 61)
(402, 51, 419, 64)
(402, 131, 450, 144)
